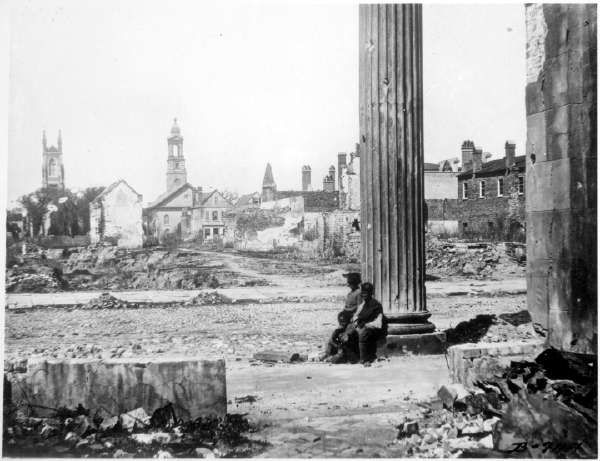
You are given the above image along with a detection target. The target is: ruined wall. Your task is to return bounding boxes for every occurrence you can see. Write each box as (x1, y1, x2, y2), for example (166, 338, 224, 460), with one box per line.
(276, 191, 339, 211)
(100, 185, 144, 248)
(457, 173, 525, 239)
(424, 171, 458, 199)
(320, 211, 361, 261)
(426, 199, 460, 221)
(37, 235, 91, 249)
(260, 196, 304, 216)
(525, 4, 597, 354)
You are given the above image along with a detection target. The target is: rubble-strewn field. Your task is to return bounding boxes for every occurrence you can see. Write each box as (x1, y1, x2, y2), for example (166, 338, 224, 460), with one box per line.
(4, 295, 533, 365)
(4, 240, 542, 458)
(5, 244, 341, 293)
(5, 237, 525, 293)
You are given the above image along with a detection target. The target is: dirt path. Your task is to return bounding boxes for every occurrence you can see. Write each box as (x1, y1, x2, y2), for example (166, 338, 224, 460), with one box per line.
(228, 356, 449, 457)
(5, 278, 526, 309)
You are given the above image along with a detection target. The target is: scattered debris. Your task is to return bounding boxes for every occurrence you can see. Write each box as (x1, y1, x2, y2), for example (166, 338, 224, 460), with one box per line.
(187, 291, 233, 306)
(120, 407, 150, 432)
(445, 313, 536, 346)
(253, 350, 308, 363)
(437, 384, 471, 410)
(426, 237, 525, 279)
(3, 401, 267, 458)
(82, 293, 133, 310)
(404, 348, 598, 458)
(234, 395, 258, 404)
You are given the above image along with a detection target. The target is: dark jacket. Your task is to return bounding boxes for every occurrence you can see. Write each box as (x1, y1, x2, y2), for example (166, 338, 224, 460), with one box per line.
(355, 298, 388, 334)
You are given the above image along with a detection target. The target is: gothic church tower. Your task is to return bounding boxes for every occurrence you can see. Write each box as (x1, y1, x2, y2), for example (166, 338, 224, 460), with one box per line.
(166, 118, 187, 192)
(42, 130, 65, 189)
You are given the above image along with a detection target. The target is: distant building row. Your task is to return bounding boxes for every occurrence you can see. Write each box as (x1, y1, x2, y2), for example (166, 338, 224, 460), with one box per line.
(248, 138, 526, 240)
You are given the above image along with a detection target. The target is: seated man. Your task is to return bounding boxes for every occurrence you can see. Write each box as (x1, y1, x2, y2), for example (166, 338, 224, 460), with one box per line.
(342, 272, 362, 314)
(352, 282, 387, 365)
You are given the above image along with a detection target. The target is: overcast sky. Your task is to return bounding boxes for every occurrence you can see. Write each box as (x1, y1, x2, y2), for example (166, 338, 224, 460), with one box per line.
(7, 1, 526, 205)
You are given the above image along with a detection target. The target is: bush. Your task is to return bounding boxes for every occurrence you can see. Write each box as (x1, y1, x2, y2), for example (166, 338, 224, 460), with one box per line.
(162, 231, 180, 249)
(303, 228, 319, 242)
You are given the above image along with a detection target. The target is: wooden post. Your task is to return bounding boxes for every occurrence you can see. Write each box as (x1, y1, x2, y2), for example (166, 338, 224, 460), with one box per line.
(359, 4, 428, 323)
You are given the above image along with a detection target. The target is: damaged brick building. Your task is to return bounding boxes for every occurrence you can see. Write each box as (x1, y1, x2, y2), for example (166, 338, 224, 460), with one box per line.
(457, 140, 526, 240)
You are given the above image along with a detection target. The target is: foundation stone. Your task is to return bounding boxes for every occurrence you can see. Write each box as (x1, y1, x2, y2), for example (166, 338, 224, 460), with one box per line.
(447, 340, 545, 386)
(8, 356, 226, 420)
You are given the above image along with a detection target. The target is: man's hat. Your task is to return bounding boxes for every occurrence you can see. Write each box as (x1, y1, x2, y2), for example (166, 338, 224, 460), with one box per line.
(343, 272, 362, 284)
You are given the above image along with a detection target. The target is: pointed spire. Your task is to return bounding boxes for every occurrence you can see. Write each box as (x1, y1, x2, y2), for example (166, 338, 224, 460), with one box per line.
(262, 163, 276, 187)
(170, 117, 181, 135)
(57, 130, 62, 151)
(42, 130, 47, 150)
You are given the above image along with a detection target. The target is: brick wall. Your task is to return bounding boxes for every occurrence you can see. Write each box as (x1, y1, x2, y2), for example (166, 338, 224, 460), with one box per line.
(426, 199, 460, 220)
(457, 171, 525, 240)
(276, 191, 339, 211)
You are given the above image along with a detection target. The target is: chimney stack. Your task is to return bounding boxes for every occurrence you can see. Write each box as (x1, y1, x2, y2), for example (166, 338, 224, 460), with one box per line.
(472, 147, 483, 172)
(302, 165, 312, 191)
(461, 140, 475, 172)
(328, 165, 336, 190)
(505, 141, 516, 168)
(337, 153, 347, 191)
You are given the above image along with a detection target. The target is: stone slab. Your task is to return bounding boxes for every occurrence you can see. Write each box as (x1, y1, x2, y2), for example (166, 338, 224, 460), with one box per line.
(378, 332, 446, 356)
(8, 356, 226, 420)
(447, 340, 546, 386)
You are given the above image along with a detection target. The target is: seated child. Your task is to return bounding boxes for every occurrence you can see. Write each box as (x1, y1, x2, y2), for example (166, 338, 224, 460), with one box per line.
(322, 310, 359, 364)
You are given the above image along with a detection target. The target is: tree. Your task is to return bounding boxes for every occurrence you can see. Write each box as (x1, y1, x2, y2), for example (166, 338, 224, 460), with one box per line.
(19, 186, 105, 237)
(220, 189, 239, 205)
(19, 188, 56, 236)
(74, 186, 105, 234)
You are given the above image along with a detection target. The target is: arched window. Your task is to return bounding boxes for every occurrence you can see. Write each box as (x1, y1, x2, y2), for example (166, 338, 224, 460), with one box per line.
(164, 215, 169, 225)
(48, 158, 57, 177)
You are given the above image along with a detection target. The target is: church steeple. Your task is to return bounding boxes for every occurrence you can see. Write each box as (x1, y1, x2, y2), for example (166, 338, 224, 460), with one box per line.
(166, 118, 187, 192)
(42, 129, 65, 189)
(261, 163, 277, 202)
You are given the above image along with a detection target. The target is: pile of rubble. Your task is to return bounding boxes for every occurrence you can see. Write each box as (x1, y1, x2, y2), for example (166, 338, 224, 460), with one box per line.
(5, 271, 61, 293)
(3, 402, 267, 458)
(186, 291, 234, 306)
(80, 293, 136, 310)
(445, 311, 536, 346)
(425, 237, 525, 279)
(397, 348, 597, 458)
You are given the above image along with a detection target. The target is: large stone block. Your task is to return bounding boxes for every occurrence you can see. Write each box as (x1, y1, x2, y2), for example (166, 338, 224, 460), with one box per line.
(378, 332, 446, 356)
(9, 357, 226, 420)
(447, 341, 546, 386)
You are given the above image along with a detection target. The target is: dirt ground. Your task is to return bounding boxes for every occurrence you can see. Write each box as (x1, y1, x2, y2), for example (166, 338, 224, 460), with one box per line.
(4, 247, 533, 457)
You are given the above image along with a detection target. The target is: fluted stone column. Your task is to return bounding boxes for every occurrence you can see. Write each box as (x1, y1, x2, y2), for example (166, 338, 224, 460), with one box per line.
(359, 4, 431, 332)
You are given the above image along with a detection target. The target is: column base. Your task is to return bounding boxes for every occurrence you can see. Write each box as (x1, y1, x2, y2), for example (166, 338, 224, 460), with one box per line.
(380, 311, 444, 355)
(378, 332, 447, 356)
